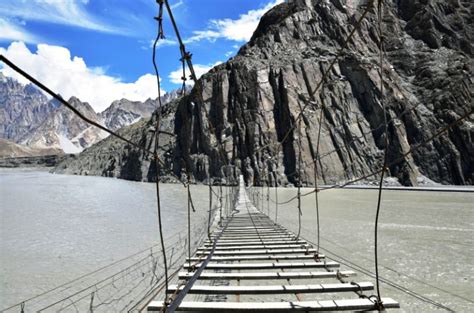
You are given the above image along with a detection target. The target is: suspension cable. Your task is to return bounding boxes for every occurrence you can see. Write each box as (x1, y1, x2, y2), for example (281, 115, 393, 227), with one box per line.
(313, 95, 324, 257)
(151, 0, 169, 306)
(373, 0, 386, 306)
(296, 117, 303, 240)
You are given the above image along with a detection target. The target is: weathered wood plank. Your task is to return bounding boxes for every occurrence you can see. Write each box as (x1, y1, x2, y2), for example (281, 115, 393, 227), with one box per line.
(178, 270, 355, 280)
(204, 240, 307, 246)
(187, 254, 324, 262)
(183, 261, 339, 270)
(166, 282, 373, 294)
(195, 248, 317, 256)
(197, 244, 310, 251)
(148, 298, 400, 311)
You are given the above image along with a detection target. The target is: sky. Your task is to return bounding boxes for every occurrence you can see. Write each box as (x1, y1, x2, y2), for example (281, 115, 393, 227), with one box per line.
(0, 0, 283, 112)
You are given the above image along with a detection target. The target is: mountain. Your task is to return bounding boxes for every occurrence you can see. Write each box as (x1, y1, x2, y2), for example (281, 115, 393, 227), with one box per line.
(99, 86, 190, 131)
(19, 97, 108, 153)
(0, 73, 188, 155)
(54, 104, 177, 181)
(0, 75, 103, 154)
(0, 73, 59, 142)
(0, 138, 61, 158)
(54, 0, 473, 186)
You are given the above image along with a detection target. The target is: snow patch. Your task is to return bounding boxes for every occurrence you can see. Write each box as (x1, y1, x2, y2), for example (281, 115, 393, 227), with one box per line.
(58, 135, 82, 154)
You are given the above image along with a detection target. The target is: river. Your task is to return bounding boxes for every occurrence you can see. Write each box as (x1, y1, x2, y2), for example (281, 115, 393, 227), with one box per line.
(1, 169, 472, 312)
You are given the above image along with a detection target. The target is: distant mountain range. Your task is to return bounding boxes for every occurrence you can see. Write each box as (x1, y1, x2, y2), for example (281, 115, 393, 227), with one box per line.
(0, 72, 187, 156)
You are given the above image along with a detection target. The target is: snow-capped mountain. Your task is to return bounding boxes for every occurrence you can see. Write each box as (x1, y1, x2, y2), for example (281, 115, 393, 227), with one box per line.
(0, 74, 188, 155)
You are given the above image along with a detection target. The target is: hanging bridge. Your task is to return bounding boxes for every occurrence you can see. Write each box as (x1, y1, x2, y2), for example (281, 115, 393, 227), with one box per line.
(1, 0, 471, 312)
(148, 177, 399, 312)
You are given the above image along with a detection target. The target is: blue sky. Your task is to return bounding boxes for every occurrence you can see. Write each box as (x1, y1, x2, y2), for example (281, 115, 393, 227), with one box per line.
(0, 0, 282, 112)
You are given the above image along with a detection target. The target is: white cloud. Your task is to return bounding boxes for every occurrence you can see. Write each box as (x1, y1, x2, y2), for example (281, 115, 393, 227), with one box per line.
(0, 0, 122, 34)
(0, 18, 39, 43)
(171, 0, 185, 10)
(0, 42, 164, 113)
(186, 0, 284, 43)
(168, 62, 222, 85)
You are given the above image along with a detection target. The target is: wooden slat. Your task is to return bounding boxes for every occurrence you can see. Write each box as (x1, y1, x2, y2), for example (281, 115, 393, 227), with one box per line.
(213, 234, 295, 240)
(224, 227, 278, 230)
(216, 230, 288, 236)
(197, 244, 310, 251)
(167, 282, 373, 294)
(183, 261, 339, 270)
(209, 238, 299, 244)
(187, 254, 325, 262)
(204, 240, 307, 246)
(178, 270, 355, 280)
(148, 298, 400, 311)
(196, 248, 317, 256)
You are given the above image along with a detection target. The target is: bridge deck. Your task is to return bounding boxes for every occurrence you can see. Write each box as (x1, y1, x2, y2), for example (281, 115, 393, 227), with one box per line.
(148, 179, 399, 312)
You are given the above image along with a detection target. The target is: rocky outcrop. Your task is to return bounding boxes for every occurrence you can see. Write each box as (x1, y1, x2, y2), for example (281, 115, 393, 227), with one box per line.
(99, 87, 189, 131)
(0, 138, 62, 158)
(54, 102, 178, 181)
(19, 97, 108, 153)
(55, 0, 473, 186)
(0, 73, 187, 154)
(0, 154, 66, 168)
(0, 73, 59, 141)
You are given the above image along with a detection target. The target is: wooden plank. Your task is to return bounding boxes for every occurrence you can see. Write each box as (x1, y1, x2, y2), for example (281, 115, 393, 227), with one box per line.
(213, 234, 295, 240)
(148, 298, 400, 311)
(183, 261, 339, 270)
(216, 230, 292, 234)
(178, 270, 355, 280)
(166, 282, 373, 294)
(197, 244, 310, 251)
(187, 254, 325, 262)
(225, 227, 282, 230)
(204, 240, 307, 246)
(210, 236, 303, 243)
(196, 248, 317, 256)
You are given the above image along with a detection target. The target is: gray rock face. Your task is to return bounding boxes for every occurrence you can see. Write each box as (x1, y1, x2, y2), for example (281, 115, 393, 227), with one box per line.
(0, 74, 187, 155)
(55, 0, 473, 186)
(0, 76, 59, 141)
(99, 87, 188, 131)
(54, 103, 178, 182)
(0, 138, 62, 158)
(19, 97, 108, 153)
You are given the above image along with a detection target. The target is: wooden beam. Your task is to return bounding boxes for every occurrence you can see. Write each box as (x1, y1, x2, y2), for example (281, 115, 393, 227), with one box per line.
(204, 240, 307, 246)
(148, 298, 400, 311)
(187, 254, 324, 262)
(197, 244, 310, 251)
(195, 248, 317, 256)
(178, 270, 355, 280)
(166, 282, 373, 294)
(183, 261, 339, 270)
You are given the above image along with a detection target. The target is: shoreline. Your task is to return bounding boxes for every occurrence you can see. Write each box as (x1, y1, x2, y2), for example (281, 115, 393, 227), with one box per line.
(2, 167, 473, 193)
(330, 185, 474, 193)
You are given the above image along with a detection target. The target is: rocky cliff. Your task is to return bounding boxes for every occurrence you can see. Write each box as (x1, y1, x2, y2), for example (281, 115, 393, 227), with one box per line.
(19, 97, 108, 153)
(1, 72, 187, 155)
(99, 86, 189, 131)
(0, 73, 59, 141)
(0, 138, 61, 158)
(55, 0, 473, 186)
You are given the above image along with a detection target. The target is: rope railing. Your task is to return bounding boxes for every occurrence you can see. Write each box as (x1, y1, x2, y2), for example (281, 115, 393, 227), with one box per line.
(373, 0, 387, 305)
(1, 221, 208, 312)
